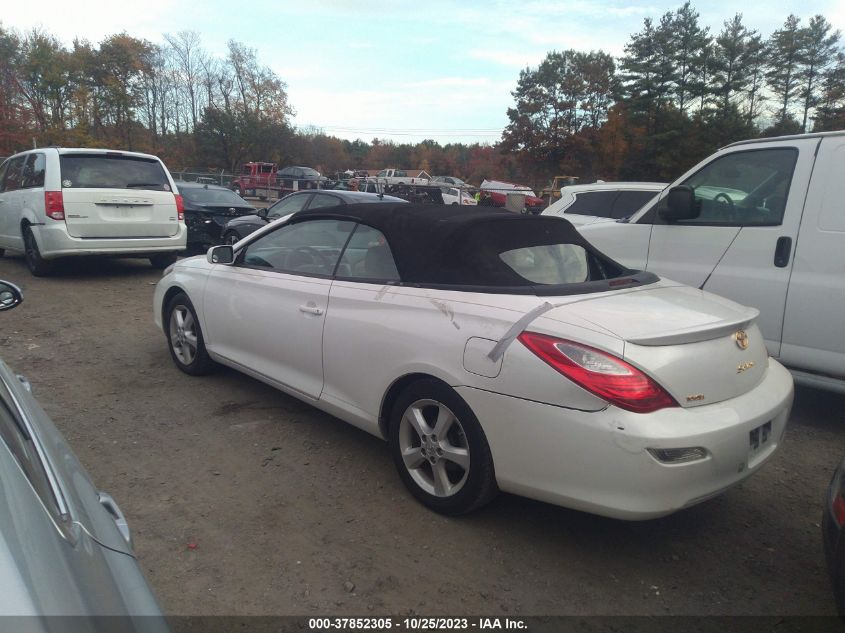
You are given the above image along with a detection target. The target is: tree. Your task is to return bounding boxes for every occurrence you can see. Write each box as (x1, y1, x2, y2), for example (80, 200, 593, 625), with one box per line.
(766, 15, 803, 126)
(711, 14, 756, 116)
(797, 15, 841, 131)
(815, 51, 845, 130)
(501, 49, 614, 174)
(672, 2, 710, 113)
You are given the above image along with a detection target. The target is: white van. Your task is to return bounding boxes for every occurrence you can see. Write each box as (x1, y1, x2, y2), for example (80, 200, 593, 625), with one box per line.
(578, 130, 845, 393)
(0, 148, 187, 275)
(542, 182, 666, 226)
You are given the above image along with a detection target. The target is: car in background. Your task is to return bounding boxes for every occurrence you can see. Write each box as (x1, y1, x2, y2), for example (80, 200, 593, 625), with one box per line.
(156, 203, 792, 519)
(542, 182, 666, 226)
(431, 176, 466, 187)
(221, 189, 406, 244)
(177, 181, 256, 251)
(0, 279, 166, 621)
(439, 186, 477, 206)
(823, 456, 845, 615)
(0, 147, 186, 276)
(479, 179, 545, 213)
(278, 166, 324, 181)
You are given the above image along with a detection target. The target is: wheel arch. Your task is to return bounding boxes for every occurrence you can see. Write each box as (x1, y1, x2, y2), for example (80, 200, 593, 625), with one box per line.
(378, 372, 456, 440)
(161, 284, 191, 328)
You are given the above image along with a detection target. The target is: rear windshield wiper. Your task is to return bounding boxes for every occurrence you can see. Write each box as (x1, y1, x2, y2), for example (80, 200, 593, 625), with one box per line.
(126, 183, 165, 189)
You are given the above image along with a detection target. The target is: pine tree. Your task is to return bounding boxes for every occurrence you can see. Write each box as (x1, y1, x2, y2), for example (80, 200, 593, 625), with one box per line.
(672, 2, 711, 113)
(797, 15, 841, 132)
(766, 15, 804, 126)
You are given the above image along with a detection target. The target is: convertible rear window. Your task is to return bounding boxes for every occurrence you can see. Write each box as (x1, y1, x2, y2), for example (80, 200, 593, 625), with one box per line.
(60, 154, 170, 191)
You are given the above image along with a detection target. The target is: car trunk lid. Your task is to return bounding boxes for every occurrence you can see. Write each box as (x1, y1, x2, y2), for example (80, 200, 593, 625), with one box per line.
(538, 284, 767, 407)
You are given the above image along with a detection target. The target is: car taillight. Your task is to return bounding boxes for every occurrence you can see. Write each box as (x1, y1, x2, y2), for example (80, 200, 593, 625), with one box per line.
(44, 191, 64, 220)
(834, 494, 845, 527)
(518, 331, 678, 413)
(174, 194, 184, 221)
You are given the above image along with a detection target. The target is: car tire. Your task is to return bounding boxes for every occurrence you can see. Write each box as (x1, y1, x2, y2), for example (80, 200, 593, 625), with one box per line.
(389, 379, 497, 515)
(149, 253, 177, 269)
(223, 231, 241, 246)
(22, 226, 54, 277)
(164, 292, 215, 376)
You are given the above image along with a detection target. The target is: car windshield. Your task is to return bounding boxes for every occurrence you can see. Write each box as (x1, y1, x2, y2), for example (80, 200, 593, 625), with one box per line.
(181, 187, 249, 206)
(59, 154, 170, 191)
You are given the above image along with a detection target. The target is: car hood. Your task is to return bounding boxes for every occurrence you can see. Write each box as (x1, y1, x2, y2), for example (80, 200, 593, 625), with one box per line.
(225, 213, 267, 227)
(184, 202, 256, 215)
(0, 360, 135, 557)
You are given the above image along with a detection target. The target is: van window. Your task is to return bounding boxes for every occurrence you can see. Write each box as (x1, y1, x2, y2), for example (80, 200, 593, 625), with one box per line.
(611, 190, 659, 219)
(565, 191, 618, 216)
(21, 153, 45, 189)
(662, 148, 798, 227)
(2, 156, 26, 193)
(59, 154, 170, 191)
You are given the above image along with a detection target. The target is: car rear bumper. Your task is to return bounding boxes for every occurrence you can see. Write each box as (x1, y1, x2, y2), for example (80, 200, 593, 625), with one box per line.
(456, 358, 794, 520)
(33, 223, 187, 258)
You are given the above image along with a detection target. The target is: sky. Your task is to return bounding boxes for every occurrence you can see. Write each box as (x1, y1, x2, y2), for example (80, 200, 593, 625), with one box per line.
(4, 0, 845, 144)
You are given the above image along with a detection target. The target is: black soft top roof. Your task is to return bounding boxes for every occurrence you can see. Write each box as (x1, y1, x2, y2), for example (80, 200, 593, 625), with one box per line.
(292, 203, 656, 294)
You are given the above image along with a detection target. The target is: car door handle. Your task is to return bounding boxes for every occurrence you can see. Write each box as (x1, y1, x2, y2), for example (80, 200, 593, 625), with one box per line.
(774, 236, 792, 268)
(98, 492, 132, 546)
(298, 303, 324, 316)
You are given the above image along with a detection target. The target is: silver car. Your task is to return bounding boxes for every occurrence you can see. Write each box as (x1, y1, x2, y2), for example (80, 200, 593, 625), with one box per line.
(0, 280, 165, 625)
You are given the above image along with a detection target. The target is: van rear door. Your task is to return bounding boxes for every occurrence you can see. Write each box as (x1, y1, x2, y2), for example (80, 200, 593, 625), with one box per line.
(59, 152, 179, 238)
(640, 138, 816, 357)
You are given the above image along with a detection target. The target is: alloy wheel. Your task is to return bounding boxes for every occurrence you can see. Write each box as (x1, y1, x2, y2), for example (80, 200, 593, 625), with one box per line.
(169, 305, 198, 366)
(397, 399, 470, 497)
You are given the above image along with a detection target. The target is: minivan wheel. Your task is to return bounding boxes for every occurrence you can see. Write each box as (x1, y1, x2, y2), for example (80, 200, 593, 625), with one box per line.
(389, 379, 497, 515)
(149, 253, 177, 269)
(22, 227, 54, 277)
(224, 231, 240, 246)
(165, 293, 215, 375)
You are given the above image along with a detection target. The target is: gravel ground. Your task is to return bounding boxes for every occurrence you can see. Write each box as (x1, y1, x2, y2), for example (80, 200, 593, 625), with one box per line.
(0, 253, 842, 617)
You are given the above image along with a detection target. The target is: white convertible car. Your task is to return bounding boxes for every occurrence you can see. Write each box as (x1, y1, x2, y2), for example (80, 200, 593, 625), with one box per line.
(153, 204, 793, 519)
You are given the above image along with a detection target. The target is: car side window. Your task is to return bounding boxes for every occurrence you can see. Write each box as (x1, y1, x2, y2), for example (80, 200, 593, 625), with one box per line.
(565, 191, 619, 217)
(0, 382, 64, 520)
(307, 193, 343, 209)
(241, 219, 356, 276)
(336, 224, 400, 281)
(267, 194, 311, 219)
(2, 156, 26, 193)
(21, 153, 46, 189)
(660, 148, 798, 227)
(611, 191, 659, 219)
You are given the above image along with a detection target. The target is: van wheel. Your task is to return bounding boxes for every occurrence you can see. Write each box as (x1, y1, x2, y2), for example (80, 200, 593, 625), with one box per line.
(23, 227, 54, 277)
(149, 253, 177, 269)
(165, 292, 215, 375)
(389, 379, 497, 515)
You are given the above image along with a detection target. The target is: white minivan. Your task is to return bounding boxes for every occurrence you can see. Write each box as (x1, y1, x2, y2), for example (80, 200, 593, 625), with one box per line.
(578, 130, 845, 393)
(0, 147, 187, 275)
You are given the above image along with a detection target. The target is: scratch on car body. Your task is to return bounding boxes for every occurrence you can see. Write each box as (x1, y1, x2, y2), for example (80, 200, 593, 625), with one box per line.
(429, 298, 461, 330)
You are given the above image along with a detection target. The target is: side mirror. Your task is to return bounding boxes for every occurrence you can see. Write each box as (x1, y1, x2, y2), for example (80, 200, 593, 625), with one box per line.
(207, 245, 234, 265)
(256, 207, 268, 218)
(0, 280, 23, 311)
(659, 185, 699, 221)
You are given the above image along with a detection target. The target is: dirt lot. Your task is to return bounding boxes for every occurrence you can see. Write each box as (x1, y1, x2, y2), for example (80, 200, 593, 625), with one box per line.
(0, 253, 842, 617)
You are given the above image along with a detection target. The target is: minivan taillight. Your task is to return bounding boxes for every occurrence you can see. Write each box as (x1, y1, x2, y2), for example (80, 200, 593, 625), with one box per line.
(174, 194, 184, 221)
(518, 332, 678, 413)
(44, 191, 64, 220)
